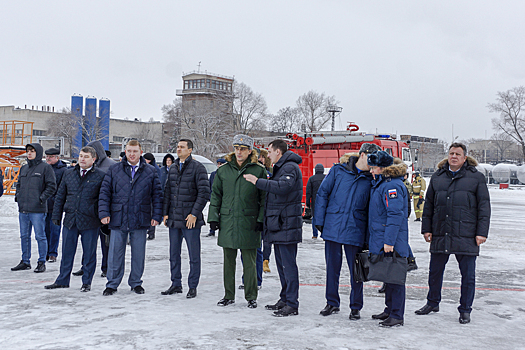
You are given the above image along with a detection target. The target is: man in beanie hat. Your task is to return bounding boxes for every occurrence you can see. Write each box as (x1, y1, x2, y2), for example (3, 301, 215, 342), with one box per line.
(306, 163, 325, 239)
(367, 150, 409, 327)
(12, 143, 56, 273)
(208, 134, 266, 308)
(44, 147, 67, 262)
(314, 143, 378, 320)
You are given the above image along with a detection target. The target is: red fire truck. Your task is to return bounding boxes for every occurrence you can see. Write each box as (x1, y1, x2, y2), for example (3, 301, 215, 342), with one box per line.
(254, 123, 412, 209)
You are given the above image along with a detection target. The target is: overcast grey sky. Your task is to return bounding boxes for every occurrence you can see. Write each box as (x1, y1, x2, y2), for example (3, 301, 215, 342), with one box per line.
(2, 0, 524, 143)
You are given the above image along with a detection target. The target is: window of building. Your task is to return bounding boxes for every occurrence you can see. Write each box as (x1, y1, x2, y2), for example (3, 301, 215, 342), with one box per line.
(113, 136, 124, 142)
(33, 130, 45, 136)
(227, 83, 232, 91)
(212, 80, 216, 89)
(206, 79, 210, 88)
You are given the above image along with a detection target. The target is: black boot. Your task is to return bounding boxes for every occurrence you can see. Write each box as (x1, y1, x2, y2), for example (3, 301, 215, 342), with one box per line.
(273, 305, 298, 317)
(34, 262, 46, 273)
(349, 309, 361, 320)
(378, 283, 386, 293)
(161, 286, 183, 295)
(11, 260, 31, 271)
(320, 304, 340, 316)
(265, 300, 286, 310)
(72, 268, 84, 276)
(415, 304, 439, 315)
(379, 317, 404, 327)
(217, 298, 235, 307)
(407, 257, 418, 271)
(459, 313, 471, 324)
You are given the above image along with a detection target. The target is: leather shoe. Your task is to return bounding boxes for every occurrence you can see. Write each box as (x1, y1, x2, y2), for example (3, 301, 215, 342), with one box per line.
(217, 298, 235, 307)
(161, 285, 183, 295)
(48, 256, 57, 263)
(273, 305, 298, 317)
(415, 304, 439, 315)
(34, 262, 46, 273)
(372, 312, 390, 320)
(45, 283, 69, 289)
(103, 287, 117, 296)
(72, 269, 84, 276)
(101, 271, 107, 278)
(186, 288, 197, 299)
(80, 284, 91, 292)
(319, 304, 340, 316)
(378, 283, 386, 293)
(349, 309, 361, 320)
(459, 312, 471, 324)
(379, 317, 404, 327)
(247, 300, 257, 309)
(11, 261, 31, 271)
(132, 285, 145, 294)
(265, 300, 287, 310)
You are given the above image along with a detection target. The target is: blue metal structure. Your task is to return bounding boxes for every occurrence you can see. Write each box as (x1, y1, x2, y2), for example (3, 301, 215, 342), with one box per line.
(71, 94, 83, 157)
(98, 98, 110, 150)
(85, 96, 97, 145)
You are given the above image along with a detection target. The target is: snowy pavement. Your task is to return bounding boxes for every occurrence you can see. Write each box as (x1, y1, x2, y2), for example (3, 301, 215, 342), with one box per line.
(0, 189, 524, 350)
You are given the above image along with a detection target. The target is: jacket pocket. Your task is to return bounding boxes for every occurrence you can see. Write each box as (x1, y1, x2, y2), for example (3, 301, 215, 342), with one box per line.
(140, 204, 152, 225)
(266, 208, 282, 232)
(459, 209, 476, 237)
(111, 203, 123, 226)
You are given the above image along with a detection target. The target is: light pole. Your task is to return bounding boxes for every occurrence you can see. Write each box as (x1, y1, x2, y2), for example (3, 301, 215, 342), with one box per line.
(326, 105, 342, 131)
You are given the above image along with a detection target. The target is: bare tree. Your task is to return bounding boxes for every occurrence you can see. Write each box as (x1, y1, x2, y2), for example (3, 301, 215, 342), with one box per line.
(270, 107, 301, 133)
(296, 90, 338, 132)
(488, 86, 525, 160)
(46, 107, 78, 157)
(490, 132, 520, 162)
(231, 82, 268, 134)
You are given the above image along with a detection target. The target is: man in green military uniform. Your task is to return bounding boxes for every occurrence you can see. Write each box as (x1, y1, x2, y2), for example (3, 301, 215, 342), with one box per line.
(208, 134, 267, 309)
(412, 172, 426, 221)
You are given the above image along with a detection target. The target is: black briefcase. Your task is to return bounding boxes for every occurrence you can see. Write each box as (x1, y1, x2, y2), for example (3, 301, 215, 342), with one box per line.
(353, 250, 370, 283)
(368, 249, 408, 285)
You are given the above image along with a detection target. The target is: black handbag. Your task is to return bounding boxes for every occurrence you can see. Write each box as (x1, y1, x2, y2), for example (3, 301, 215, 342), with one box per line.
(353, 250, 370, 283)
(368, 249, 408, 285)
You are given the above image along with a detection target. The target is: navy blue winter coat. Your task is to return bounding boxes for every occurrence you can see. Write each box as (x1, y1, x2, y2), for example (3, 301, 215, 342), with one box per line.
(368, 159, 409, 257)
(47, 160, 67, 212)
(314, 154, 373, 247)
(255, 151, 303, 244)
(422, 157, 490, 256)
(53, 166, 105, 230)
(162, 155, 210, 229)
(98, 156, 163, 231)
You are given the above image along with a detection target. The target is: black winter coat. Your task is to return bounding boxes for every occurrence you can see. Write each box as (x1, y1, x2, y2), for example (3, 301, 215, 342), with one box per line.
(47, 160, 67, 212)
(163, 155, 210, 228)
(52, 166, 105, 230)
(305, 172, 325, 212)
(98, 156, 163, 231)
(422, 157, 491, 256)
(87, 140, 117, 173)
(15, 143, 56, 213)
(255, 151, 303, 244)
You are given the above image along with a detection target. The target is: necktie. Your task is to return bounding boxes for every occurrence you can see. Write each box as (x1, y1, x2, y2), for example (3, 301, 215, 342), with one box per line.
(131, 165, 136, 179)
(81, 169, 86, 177)
(179, 163, 183, 171)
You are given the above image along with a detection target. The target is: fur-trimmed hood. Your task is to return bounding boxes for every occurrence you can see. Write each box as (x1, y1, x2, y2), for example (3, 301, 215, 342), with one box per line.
(381, 158, 407, 178)
(436, 156, 478, 170)
(259, 148, 272, 168)
(339, 152, 359, 164)
(225, 149, 260, 166)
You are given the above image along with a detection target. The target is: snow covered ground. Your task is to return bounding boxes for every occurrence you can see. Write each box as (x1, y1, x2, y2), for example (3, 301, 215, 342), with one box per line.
(0, 188, 524, 350)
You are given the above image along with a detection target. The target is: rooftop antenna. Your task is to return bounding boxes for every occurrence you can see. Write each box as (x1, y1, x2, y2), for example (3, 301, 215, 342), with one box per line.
(326, 105, 343, 131)
(197, 61, 201, 73)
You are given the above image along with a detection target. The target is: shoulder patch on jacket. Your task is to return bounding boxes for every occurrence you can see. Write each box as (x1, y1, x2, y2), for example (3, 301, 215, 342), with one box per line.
(388, 189, 397, 198)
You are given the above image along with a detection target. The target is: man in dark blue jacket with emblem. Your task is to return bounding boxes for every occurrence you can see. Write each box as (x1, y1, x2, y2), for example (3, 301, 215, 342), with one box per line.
(45, 146, 105, 292)
(244, 139, 303, 317)
(98, 140, 163, 296)
(314, 143, 380, 320)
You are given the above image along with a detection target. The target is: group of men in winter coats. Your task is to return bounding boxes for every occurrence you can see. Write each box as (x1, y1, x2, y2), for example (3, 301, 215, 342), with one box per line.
(10, 136, 490, 325)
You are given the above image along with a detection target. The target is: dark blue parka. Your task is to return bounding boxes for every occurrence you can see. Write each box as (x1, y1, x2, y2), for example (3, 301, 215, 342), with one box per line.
(368, 159, 409, 257)
(47, 160, 67, 213)
(52, 166, 105, 230)
(422, 156, 490, 256)
(314, 153, 373, 247)
(255, 151, 303, 245)
(162, 155, 210, 229)
(98, 156, 163, 231)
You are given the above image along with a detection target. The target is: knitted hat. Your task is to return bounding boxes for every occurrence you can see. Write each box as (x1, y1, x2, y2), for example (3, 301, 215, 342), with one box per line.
(367, 150, 394, 168)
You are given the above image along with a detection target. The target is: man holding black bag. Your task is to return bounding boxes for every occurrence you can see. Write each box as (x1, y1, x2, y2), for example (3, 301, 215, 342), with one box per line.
(367, 150, 409, 327)
(314, 143, 379, 320)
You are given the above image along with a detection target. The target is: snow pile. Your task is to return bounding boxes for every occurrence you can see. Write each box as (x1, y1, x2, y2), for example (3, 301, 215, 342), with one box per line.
(0, 195, 18, 217)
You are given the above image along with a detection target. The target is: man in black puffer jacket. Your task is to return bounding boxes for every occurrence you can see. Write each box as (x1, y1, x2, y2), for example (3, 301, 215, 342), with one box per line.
(305, 163, 325, 239)
(12, 143, 56, 273)
(415, 142, 490, 325)
(161, 139, 209, 298)
(245, 139, 303, 317)
(98, 140, 163, 296)
(45, 146, 105, 292)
